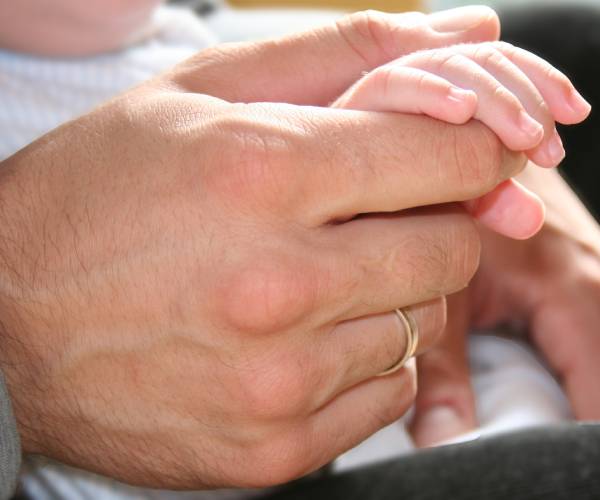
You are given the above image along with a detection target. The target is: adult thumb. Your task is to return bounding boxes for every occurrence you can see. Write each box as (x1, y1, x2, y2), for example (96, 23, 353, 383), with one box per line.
(173, 6, 500, 105)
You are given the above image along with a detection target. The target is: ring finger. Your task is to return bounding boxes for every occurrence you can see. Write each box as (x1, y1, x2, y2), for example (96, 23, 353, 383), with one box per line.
(314, 297, 446, 405)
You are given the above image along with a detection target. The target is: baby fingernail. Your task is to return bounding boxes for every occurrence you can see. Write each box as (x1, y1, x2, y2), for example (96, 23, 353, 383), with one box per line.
(448, 87, 473, 103)
(519, 111, 544, 140)
(569, 90, 592, 115)
(547, 131, 565, 164)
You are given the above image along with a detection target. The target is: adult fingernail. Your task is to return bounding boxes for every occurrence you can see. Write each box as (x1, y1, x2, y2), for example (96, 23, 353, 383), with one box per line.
(429, 6, 496, 33)
(413, 405, 471, 447)
(448, 87, 474, 104)
(518, 111, 544, 141)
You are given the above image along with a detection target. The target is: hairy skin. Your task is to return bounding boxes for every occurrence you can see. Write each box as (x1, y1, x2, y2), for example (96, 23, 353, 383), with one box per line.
(0, 7, 524, 489)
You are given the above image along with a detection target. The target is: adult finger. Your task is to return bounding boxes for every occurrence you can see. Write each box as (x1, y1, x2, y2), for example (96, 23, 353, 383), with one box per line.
(217, 103, 528, 225)
(409, 291, 478, 447)
(170, 6, 500, 105)
(317, 208, 480, 321)
(304, 362, 418, 473)
(314, 298, 445, 406)
(232, 362, 417, 486)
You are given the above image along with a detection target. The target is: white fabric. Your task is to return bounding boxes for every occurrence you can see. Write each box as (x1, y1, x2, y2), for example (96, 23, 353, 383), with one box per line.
(335, 333, 571, 472)
(0, 5, 216, 161)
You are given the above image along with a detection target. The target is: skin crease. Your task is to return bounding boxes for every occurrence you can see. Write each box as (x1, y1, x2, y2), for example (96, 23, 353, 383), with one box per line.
(0, 7, 526, 489)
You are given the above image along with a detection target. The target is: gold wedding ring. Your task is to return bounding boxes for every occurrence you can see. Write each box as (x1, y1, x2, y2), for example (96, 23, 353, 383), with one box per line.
(377, 308, 420, 377)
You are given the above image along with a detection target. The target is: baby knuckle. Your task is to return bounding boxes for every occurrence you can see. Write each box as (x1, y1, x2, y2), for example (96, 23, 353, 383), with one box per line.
(472, 44, 504, 68)
(407, 218, 480, 296)
(393, 233, 453, 296)
(532, 97, 551, 122)
(436, 52, 469, 74)
(493, 41, 518, 58)
(543, 65, 571, 94)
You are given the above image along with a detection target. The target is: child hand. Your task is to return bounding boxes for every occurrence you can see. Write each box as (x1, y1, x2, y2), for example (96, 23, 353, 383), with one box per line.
(333, 41, 591, 239)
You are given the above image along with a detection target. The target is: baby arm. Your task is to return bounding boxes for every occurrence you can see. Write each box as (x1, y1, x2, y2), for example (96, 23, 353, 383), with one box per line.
(333, 42, 591, 239)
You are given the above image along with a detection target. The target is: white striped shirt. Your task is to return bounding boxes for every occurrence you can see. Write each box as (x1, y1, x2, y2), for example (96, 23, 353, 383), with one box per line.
(0, 5, 216, 161)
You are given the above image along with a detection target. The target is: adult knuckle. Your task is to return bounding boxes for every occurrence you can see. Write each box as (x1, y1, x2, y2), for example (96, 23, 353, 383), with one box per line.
(371, 65, 396, 98)
(443, 124, 505, 195)
(208, 106, 291, 207)
(238, 360, 310, 420)
(436, 52, 467, 74)
(336, 10, 408, 65)
(404, 216, 480, 296)
(218, 261, 315, 335)
(542, 65, 571, 95)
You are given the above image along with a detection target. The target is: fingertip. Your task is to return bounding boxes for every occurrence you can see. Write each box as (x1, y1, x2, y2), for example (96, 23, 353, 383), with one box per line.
(470, 179, 546, 240)
(527, 129, 565, 168)
(551, 94, 591, 126)
(446, 87, 478, 124)
(410, 403, 477, 448)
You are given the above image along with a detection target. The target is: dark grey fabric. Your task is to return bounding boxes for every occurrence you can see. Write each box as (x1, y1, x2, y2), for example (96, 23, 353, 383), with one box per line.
(0, 369, 20, 500)
(264, 424, 600, 500)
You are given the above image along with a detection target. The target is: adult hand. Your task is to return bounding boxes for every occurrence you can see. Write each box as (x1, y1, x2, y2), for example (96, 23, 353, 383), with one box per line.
(410, 165, 600, 447)
(0, 7, 516, 489)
